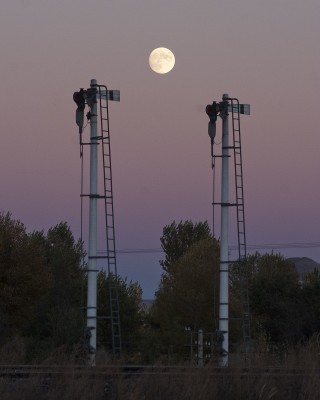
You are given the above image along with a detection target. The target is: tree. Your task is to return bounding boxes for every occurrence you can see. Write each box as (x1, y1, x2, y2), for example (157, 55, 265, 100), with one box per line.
(24, 222, 85, 360)
(152, 238, 220, 358)
(0, 212, 52, 342)
(245, 253, 302, 347)
(160, 220, 212, 275)
(45, 222, 84, 311)
(229, 252, 320, 350)
(96, 271, 144, 357)
(299, 270, 320, 338)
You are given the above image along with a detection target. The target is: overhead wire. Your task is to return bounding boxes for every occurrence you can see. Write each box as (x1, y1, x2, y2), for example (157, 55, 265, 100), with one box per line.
(95, 241, 320, 256)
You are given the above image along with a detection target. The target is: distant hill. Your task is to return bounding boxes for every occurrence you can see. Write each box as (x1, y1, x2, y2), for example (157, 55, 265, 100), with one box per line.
(287, 257, 320, 280)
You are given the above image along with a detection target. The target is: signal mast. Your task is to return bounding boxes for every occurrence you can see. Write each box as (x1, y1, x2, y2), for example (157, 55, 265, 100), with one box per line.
(206, 94, 251, 366)
(73, 79, 121, 364)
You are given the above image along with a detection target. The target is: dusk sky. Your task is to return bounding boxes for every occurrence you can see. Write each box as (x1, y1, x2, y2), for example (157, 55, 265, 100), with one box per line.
(1, 1, 320, 298)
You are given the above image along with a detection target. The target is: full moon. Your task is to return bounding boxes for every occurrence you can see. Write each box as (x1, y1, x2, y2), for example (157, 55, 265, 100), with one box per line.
(149, 47, 175, 74)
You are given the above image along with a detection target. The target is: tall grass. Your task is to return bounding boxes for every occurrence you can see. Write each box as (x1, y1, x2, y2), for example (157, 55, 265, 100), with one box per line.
(0, 335, 320, 399)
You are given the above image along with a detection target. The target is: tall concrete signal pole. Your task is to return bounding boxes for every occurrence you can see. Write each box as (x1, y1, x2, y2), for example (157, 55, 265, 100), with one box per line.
(87, 79, 98, 362)
(74, 79, 121, 364)
(73, 79, 99, 365)
(206, 94, 250, 366)
(206, 94, 230, 366)
(219, 94, 230, 366)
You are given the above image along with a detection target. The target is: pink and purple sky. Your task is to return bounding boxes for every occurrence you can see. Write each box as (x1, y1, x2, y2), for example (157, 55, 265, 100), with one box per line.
(1, 0, 320, 298)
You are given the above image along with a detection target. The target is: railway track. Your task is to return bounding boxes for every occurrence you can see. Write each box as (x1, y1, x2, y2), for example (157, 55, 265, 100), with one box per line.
(0, 364, 319, 378)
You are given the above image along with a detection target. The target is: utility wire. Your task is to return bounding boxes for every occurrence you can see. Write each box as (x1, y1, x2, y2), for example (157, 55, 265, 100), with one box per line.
(96, 241, 320, 255)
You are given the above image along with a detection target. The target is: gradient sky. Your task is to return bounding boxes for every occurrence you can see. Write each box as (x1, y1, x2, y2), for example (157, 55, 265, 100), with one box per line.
(1, 1, 320, 298)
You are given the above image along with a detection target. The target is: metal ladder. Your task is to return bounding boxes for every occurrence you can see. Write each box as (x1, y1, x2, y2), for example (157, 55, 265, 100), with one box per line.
(96, 84, 122, 357)
(229, 97, 251, 352)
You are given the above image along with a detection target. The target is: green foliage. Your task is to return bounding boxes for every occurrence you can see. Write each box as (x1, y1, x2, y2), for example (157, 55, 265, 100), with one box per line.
(96, 271, 144, 357)
(0, 213, 85, 361)
(25, 223, 85, 360)
(0, 212, 147, 363)
(3, 210, 320, 364)
(160, 220, 212, 275)
(300, 269, 320, 337)
(152, 238, 220, 358)
(45, 222, 84, 310)
(0, 212, 52, 340)
(230, 253, 320, 351)
(244, 253, 302, 347)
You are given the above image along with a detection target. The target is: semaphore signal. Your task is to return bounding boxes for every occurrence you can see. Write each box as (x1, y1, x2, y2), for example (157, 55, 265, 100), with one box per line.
(73, 79, 121, 366)
(206, 94, 251, 366)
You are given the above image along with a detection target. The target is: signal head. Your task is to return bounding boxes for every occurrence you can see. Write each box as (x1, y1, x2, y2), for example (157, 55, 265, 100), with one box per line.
(205, 102, 219, 123)
(73, 88, 86, 111)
